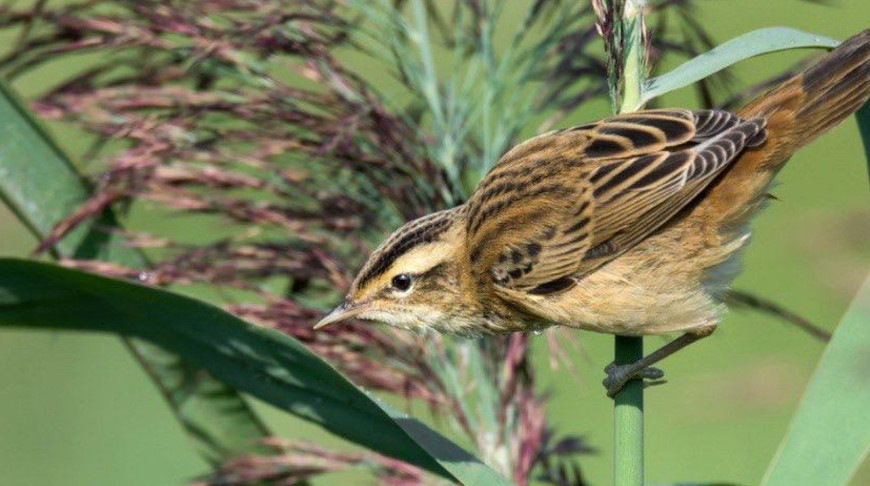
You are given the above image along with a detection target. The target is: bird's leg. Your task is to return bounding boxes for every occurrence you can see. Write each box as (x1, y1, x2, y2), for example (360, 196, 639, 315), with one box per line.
(603, 328, 713, 398)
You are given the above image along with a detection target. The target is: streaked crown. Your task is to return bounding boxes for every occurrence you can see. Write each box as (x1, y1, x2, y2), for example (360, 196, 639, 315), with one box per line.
(350, 207, 465, 298)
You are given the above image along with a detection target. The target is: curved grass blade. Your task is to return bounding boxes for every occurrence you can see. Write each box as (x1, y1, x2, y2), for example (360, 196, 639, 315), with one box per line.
(638, 27, 838, 109)
(760, 274, 870, 486)
(0, 78, 269, 464)
(0, 258, 512, 486)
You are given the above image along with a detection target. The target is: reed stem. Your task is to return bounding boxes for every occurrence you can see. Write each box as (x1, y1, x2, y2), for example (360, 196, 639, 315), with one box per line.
(614, 2, 647, 485)
(618, 0, 645, 113)
(613, 336, 644, 486)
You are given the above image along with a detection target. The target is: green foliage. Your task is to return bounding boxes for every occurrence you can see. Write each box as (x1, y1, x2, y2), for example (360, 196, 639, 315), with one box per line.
(0, 258, 511, 485)
(0, 78, 270, 464)
(761, 274, 870, 486)
(639, 27, 838, 108)
(349, 0, 599, 196)
(0, 77, 96, 253)
(1, 2, 602, 483)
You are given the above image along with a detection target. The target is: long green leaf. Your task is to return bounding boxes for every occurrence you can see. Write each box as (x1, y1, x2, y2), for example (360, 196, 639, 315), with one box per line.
(760, 275, 870, 486)
(0, 258, 511, 486)
(638, 27, 838, 108)
(0, 78, 269, 464)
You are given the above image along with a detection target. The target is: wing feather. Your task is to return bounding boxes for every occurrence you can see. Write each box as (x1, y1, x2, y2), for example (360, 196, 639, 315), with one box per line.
(465, 108, 767, 297)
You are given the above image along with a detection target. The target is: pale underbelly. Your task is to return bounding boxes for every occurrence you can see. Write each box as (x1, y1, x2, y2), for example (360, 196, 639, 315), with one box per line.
(537, 233, 751, 336)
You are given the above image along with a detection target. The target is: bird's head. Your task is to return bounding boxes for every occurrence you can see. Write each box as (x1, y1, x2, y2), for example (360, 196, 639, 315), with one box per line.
(314, 208, 468, 333)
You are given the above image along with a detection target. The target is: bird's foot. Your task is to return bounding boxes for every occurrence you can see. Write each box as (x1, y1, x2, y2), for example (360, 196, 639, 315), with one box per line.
(603, 362, 666, 398)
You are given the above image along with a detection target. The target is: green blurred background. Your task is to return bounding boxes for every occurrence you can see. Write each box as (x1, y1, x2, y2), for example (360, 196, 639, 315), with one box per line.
(1, 1, 869, 485)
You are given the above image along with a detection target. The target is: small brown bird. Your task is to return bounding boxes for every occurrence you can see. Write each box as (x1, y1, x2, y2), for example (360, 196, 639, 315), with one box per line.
(315, 30, 870, 396)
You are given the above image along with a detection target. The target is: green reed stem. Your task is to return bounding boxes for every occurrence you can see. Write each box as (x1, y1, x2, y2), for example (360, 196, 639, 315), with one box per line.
(614, 2, 647, 485)
(613, 336, 644, 486)
(618, 1, 644, 113)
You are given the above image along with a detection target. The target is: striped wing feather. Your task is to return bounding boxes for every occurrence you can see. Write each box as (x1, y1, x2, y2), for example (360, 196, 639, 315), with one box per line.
(465, 109, 766, 295)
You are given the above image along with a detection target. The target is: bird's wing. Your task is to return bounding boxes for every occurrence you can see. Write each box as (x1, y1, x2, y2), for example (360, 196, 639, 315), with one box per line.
(464, 109, 766, 295)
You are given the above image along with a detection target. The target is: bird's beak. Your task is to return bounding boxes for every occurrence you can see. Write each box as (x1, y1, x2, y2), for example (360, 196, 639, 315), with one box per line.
(313, 299, 368, 330)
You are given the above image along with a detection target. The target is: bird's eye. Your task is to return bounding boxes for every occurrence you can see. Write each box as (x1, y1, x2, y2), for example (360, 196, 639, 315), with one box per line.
(391, 273, 412, 292)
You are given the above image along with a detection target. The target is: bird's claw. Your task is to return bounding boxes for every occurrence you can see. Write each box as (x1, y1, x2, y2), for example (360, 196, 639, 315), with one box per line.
(603, 362, 666, 398)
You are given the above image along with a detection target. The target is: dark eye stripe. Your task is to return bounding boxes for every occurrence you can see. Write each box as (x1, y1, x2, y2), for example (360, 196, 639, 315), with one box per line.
(356, 210, 454, 289)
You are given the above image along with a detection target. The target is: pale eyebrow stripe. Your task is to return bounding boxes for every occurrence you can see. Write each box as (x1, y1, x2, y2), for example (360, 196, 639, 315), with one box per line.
(356, 211, 453, 288)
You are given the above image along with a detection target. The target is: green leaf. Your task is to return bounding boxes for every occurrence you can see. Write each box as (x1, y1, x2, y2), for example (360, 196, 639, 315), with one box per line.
(0, 258, 513, 486)
(761, 277, 870, 486)
(638, 27, 839, 108)
(0, 78, 269, 464)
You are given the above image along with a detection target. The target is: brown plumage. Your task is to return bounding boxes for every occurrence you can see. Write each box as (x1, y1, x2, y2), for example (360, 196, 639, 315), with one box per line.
(316, 30, 870, 396)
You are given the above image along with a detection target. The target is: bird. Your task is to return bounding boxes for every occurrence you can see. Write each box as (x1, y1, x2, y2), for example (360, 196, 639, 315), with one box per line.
(314, 29, 870, 397)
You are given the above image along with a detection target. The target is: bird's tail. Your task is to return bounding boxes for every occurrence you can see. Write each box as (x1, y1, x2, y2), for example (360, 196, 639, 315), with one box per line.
(740, 29, 870, 150)
(700, 29, 870, 228)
